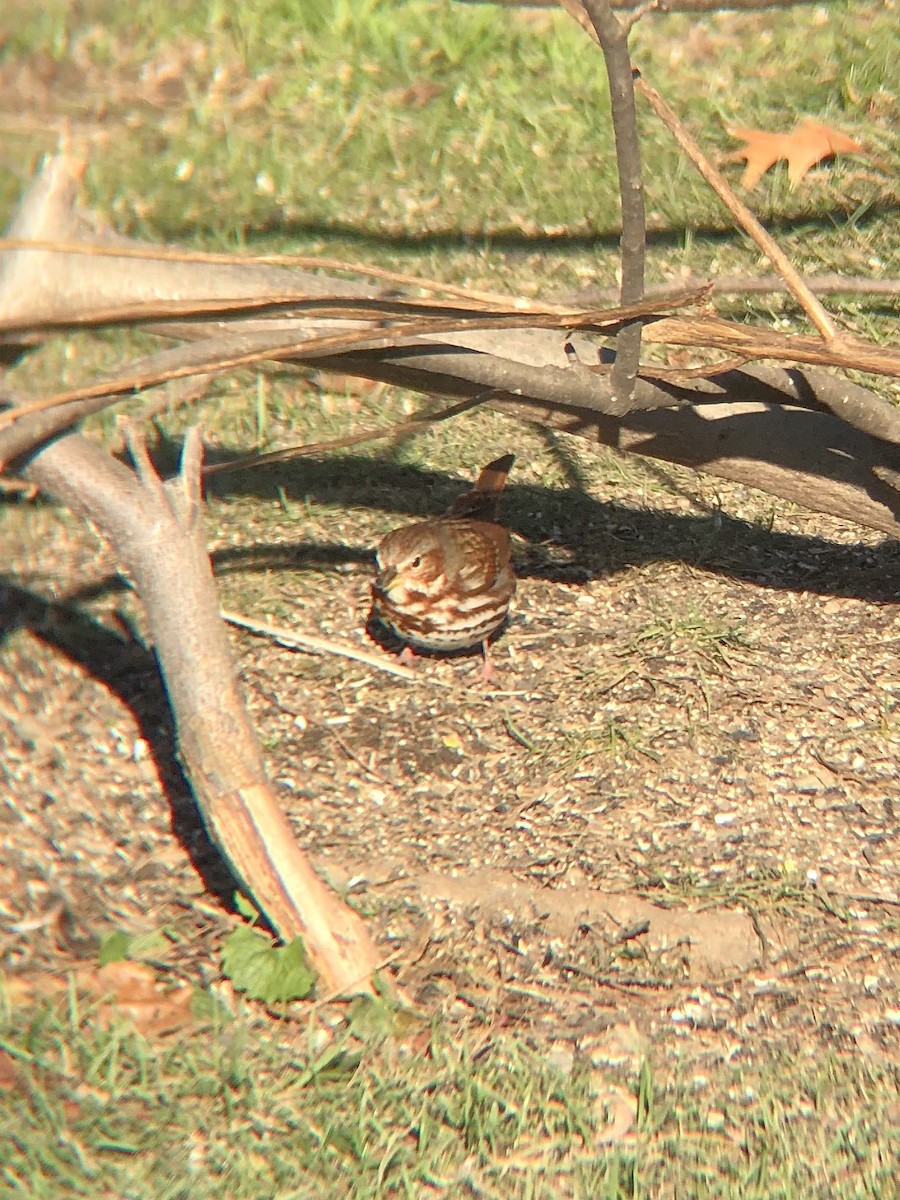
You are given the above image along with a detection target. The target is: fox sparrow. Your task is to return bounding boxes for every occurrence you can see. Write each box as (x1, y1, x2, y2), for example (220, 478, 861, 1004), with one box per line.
(371, 454, 516, 673)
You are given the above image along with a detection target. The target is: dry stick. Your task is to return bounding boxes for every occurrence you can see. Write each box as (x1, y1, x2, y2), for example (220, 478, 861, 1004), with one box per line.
(21, 423, 383, 994)
(575, 274, 900, 303)
(634, 75, 842, 344)
(0, 290, 580, 337)
(642, 314, 900, 379)
(203, 392, 501, 476)
(0, 289, 706, 430)
(579, 1, 647, 413)
(221, 610, 427, 683)
(0, 237, 549, 311)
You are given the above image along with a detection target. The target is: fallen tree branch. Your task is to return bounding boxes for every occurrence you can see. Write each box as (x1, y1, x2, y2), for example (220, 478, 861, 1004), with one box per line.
(1, 154, 383, 997)
(21, 424, 383, 995)
(305, 347, 900, 537)
(4, 288, 899, 474)
(0, 287, 710, 441)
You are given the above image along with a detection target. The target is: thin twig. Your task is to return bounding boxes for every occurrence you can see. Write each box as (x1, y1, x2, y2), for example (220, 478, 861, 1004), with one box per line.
(221, 608, 435, 683)
(579, 1, 647, 412)
(203, 392, 501, 477)
(569, 273, 900, 303)
(634, 74, 843, 344)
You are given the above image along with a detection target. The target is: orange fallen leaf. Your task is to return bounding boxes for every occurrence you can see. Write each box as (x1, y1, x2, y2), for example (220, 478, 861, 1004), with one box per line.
(0, 1049, 20, 1093)
(86, 962, 197, 1035)
(2, 963, 196, 1036)
(727, 118, 866, 188)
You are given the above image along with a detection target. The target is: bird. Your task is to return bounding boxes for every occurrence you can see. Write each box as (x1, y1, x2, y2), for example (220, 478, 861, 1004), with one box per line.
(371, 454, 516, 679)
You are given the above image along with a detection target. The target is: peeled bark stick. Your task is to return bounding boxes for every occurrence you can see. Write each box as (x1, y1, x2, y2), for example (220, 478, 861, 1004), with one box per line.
(20, 422, 383, 996)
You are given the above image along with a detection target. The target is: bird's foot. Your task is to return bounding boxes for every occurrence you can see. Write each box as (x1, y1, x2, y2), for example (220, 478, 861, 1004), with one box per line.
(479, 642, 499, 686)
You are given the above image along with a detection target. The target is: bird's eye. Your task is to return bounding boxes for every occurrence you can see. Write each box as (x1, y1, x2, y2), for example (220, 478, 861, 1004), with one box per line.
(410, 555, 422, 569)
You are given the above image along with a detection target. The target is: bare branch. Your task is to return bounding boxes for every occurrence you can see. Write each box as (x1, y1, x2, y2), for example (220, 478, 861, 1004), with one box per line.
(19, 426, 383, 995)
(303, 347, 900, 537)
(0, 288, 708, 447)
(575, 1, 646, 411)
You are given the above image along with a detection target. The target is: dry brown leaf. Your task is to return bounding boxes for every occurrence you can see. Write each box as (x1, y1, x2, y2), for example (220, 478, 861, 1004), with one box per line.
(0, 1049, 20, 1093)
(1, 963, 196, 1036)
(595, 1083, 638, 1145)
(85, 961, 196, 1035)
(727, 118, 866, 188)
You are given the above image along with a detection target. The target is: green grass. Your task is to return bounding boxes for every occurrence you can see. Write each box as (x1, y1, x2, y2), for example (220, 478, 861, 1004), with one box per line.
(3, 0, 896, 285)
(2, 985, 898, 1199)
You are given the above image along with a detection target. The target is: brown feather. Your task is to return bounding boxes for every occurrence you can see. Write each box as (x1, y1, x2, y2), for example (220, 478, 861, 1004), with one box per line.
(448, 453, 514, 522)
(371, 453, 517, 659)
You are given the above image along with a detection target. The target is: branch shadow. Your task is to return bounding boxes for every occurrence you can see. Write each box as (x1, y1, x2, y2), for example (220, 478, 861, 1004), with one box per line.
(16, 422, 898, 611)
(197, 446, 900, 604)
(0, 582, 240, 910)
(157, 200, 895, 257)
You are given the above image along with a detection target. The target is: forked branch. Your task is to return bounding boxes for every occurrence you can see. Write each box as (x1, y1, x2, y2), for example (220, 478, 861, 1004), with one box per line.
(21, 423, 383, 995)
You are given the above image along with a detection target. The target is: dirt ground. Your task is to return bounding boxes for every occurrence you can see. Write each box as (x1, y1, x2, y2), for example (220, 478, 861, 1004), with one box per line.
(2, 437, 899, 1076)
(0, 0, 897, 1088)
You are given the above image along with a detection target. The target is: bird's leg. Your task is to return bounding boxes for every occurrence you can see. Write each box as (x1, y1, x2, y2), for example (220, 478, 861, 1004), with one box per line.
(398, 645, 417, 668)
(479, 640, 498, 685)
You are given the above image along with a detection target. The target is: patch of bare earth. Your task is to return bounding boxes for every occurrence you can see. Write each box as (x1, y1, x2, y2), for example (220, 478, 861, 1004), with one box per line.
(2, 440, 898, 1078)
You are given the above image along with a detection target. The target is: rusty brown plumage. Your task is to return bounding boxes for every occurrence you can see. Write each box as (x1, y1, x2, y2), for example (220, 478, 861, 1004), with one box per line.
(371, 455, 516, 673)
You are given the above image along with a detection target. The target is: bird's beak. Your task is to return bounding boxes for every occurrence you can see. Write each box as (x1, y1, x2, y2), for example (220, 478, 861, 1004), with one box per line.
(374, 564, 398, 595)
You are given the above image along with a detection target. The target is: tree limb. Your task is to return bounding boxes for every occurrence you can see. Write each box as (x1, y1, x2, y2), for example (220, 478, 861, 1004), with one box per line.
(634, 74, 842, 343)
(20, 424, 383, 995)
(578, 0, 646, 410)
(1, 153, 383, 996)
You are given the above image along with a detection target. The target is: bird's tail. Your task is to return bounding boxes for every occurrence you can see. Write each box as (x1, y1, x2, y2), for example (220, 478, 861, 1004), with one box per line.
(448, 453, 515, 522)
